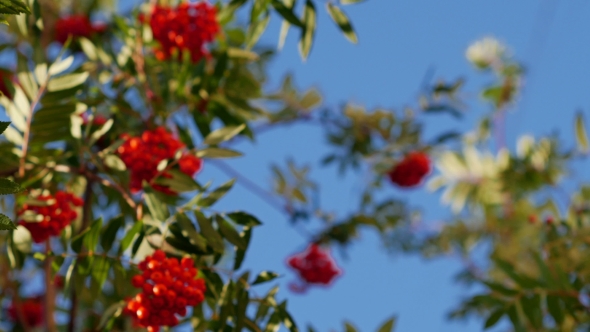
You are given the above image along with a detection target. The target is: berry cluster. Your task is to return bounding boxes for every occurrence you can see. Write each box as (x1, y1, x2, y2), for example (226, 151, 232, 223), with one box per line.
(55, 15, 106, 44)
(287, 244, 341, 287)
(117, 126, 203, 194)
(124, 250, 206, 332)
(8, 297, 43, 328)
(147, 2, 220, 63)
(17, 191, 84, 243)
(387, 152, 431, 188)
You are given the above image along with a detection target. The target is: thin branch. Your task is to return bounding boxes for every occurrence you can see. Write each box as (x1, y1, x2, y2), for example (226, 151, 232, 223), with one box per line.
(209, 160, 285, 213)
(44, 240, 57, 332)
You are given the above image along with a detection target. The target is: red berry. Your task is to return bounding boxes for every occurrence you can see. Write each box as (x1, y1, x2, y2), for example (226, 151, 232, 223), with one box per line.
(131, 275, 145, 288)
(136, 306, 149, 320)
(153, 284, 168, 296)
(387, 152, 431, 188)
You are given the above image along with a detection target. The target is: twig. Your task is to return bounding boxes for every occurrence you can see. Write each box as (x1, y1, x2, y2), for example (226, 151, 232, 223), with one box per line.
(209, 160, 285, 214)
(44, 240, 57, 332)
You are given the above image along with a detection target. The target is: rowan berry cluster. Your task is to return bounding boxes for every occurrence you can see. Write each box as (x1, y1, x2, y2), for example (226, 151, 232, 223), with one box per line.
(147, 2, 220, 63)
(55, 15, 105, 44)
(287, 244, 341, 287)
(124, 250, 206, 332)
(17, 191, 84, 243)
(117, 126, 203, 194)
(387, 152, 431, 187)
(8, 297, 43, 328)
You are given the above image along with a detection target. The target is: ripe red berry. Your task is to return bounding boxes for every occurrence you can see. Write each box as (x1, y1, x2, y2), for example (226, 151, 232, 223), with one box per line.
(117, 127, 203, 194)
(17, 191, 83, 243)
(136, 306, 149, 320)
(387, 152, 431, 188)
(287, 243, 341, 287)
(153, 284, 167, 297)
(131, 275, 145, 288)
(55, 15, 94, 44)
(125, 250, 206, 330)
(146, 2, 220, 63)
(7, 297, 44, 327)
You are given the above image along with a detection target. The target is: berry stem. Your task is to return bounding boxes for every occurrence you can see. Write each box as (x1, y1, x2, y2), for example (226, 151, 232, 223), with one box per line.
(44, 240, 57, 332)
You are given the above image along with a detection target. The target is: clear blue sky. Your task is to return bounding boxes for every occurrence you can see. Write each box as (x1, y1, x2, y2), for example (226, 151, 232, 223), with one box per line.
(194, 0, 590, 331)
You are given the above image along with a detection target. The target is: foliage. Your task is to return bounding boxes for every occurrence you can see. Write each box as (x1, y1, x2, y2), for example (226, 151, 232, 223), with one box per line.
(0, 0, 588, 331)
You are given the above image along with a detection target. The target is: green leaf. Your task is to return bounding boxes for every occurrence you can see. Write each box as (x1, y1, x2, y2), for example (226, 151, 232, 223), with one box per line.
(195, 147, 243, 159)
(203, 124, 246, 145)
(195, 211, 225, 253)
(234, 227, 252, 270)
(252, 271, 280, 285)
(85, 218, 103, 251)
(547, 295, 564, 325)
(0, 121, 10, 135)
(340, 0, 365, 4)
(0, 178, 21, 195)
(176, 213, 207, 252)
(344, 322, 358, 332)
(326, 3, 357, 43)
(103, 154, 126, 171)
(246, 11, 270, 49)
(271, 0, 304, 27)
(227, 211, 263, 227)
(97, 301, 126, 330)
(199, 179, 236, 207)
(0, 213, 16, 230)
(101, 215, 124, 252)
(90, 256, 109, 295)
(216, 215, 247, 250)
(120, 221, 142, 253)
(47, 72, 88, 92)
(154, 170, 201, 192)
(484, 308, 505, 329)
(493, 258, 540, 289)
(376, 316, 396, 332)
(144, 185, 170, 222)
(0, 0, 30, 15)
(575, 112, 589, 153)
(299, 0, 316, 60)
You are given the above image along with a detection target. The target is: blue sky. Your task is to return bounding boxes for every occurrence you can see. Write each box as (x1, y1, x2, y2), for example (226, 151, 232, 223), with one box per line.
(195, 0, 590, 331)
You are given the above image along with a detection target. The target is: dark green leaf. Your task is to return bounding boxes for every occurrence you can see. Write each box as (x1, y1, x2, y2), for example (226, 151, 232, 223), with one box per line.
(216, 215, 247, 250)
(376, 316, 396, 332)
(547, 295, 564, 325)
(227, 211, 263, 227)
(203, 124, 246, 145)
(484, 308, 505, 329)
(176, 213, 207, 252)
(154, 170, 202, 192)
(0, 0, 30, 15)
(195, 147, 243, 159)
(234, 227, 252, 269)
(252, 271, 280, 285)
(0, 121, 10, 135)
(199, 179, 235, 207)
(271, 0, 304, 27)
(144, 185, 170, 222)
(326, 3, 357, 43)
(298, 0, 316, 60)
(0, 213, 16, 230)
(246, 11, 270, 49)
(195, 211, 225, 253)
(0, 178, 21, 195)
(101, 215, 124, 252)
(120, 221, 142, 253)
(97, 301, 126, 330)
